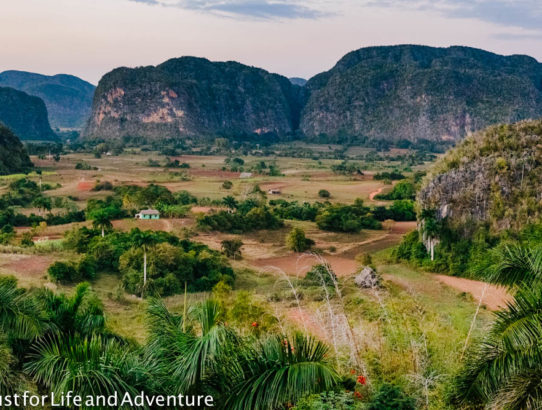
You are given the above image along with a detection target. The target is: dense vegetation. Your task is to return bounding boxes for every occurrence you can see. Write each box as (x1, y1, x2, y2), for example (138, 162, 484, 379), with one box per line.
(0, 70, 95, 129)
(0, 86, 57, 141)
(0, 124, 33, 175)
(0, 277, 350, 409)
(450, 245, 542, 408)
(63, 227, 234, 296)
(301, 45, 542, 143)
(404, 119, 542, 275)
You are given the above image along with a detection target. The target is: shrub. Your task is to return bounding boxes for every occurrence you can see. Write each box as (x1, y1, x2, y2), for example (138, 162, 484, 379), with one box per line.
(318, 189, 331, 198)
(304, 264, 337, 286)
(286, 227, 314, 252)
(48, 261, 80, 283)
(221, 239, 243, 259)
(367, 383, 415, 410)
(222, 180, 233, 189)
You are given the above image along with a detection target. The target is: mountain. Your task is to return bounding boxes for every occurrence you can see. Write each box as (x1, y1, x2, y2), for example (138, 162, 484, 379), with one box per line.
(0, 87, 57, 141)
(300, 45, 542, 143)
(0, 123, 33, 175)
(84, 46, 542, 145)
(84, 57, 304, 140)
(418, 119, 542, 235)
(289, 77, 307, 86)
(0, 70, 95, 129)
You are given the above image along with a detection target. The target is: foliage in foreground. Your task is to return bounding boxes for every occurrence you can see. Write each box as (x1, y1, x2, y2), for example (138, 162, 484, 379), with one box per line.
(0, 277, 340, 410)
(450, 245, 542, 409)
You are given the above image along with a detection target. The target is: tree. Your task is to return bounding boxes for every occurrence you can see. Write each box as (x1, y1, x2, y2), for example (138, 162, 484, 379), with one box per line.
(223, 195, 238, 210)
(32, 196, 51, 216)
(88, 208, 114, 237)
(286, 227, 314, 252)
(131, 230, 158, 293)
(451, 245, 542, 408)
(222, 239, 243, 259)
(226, 333, 339, 409)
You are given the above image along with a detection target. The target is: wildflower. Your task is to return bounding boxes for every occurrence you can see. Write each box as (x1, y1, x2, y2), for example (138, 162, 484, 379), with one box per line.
(354, 391, 363, 399)
(251, 322, 258, 327)
(357, 375, 366, 385)
(350, 369, 356, 375)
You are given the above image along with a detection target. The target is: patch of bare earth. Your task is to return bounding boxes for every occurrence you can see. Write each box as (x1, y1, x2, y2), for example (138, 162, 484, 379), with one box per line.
(434, 275, 512, 311)
(252, 254, 358, 277)
(0, 254, 54, 286)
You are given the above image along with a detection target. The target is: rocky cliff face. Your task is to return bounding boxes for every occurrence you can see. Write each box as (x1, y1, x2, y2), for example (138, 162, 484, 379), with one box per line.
(84, 46, 542, 145)
(0, 70, 95, 129)
(84, 57, 304, 140)
(301, 45, 542, 143)
(0, 87, 57, 141)
(418, 120, 542, 234)
(0, 123, 33, 175)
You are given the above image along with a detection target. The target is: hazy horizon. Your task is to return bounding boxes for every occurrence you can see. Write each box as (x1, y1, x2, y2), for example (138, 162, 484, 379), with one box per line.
(2, 0, 542, 84)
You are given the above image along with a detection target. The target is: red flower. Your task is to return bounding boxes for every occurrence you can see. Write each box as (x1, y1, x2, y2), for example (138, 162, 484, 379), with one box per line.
(251, 322, 258, 327)
(350, 369, 356, 375)
(357, 375, 366, 385)
(354, 391, 363, 399)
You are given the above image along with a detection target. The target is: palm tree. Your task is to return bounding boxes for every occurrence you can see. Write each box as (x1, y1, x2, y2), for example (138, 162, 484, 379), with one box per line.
(89, 209, 113, 237)
(226, 333, 339, 410)
(24, 334, 148, 400)
(223, 195, 238, 210)
(145, 299, 238, 394)
(0, 277, 48, 340)
(145, 299, 339, 408)
(451, 244, 542, 408)
(32, 196, 52, 216)
(131, 230, 158, 292)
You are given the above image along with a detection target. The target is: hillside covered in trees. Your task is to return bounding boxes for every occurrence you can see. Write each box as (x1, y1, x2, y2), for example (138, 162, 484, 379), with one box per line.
(0, 70, 95, 129)
(0, 124, 33, 174)
(0, 86, 57, 141)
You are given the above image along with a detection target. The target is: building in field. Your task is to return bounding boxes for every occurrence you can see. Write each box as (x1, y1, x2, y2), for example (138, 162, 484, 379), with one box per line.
(135, 209, 160, 220)
(268, 189, 281, 195)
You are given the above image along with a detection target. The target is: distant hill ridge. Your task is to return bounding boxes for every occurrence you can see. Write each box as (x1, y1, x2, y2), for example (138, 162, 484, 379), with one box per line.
(0, 70, 95, 129)
(75, 45, 542, 144)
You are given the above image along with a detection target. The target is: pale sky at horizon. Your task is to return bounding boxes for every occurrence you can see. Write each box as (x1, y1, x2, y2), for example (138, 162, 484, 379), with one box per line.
(1, 0, 542, 84)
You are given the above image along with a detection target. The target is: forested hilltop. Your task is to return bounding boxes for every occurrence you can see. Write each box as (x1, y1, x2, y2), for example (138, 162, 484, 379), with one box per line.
(85, 45, 542, 146)
(397, 119, 542, 275)
(0, 70, 95, 129)
(0, 86, 57, 141)
(84, 57, 305, 141)
(0, 124, 33, 174)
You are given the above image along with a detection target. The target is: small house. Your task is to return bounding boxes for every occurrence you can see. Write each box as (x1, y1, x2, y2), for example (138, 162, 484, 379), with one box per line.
(135, 209, 160, 220)
(239, 172, 253, 179)
(268, 189, 281, 195)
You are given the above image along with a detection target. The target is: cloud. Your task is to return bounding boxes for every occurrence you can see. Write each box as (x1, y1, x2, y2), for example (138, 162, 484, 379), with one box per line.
(129, 0, 327, 19)
(366, 0, 542, 31)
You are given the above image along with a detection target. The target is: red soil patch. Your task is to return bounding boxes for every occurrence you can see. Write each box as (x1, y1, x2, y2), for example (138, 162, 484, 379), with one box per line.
(369, 187, 383, 201)
(390, 221, 417, 234)
(287, 307, 329, 341)
(77, 181, 94, 191)
(1, 255, 54, 280)
(252, 254, 358, 277)
(435, 275, 512, 311)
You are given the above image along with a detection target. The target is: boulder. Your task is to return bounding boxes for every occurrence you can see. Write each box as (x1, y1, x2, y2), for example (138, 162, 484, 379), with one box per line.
(354, 267, 380, 289)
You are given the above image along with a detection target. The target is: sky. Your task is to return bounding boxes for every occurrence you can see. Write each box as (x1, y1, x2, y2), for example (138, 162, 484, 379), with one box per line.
(1, 0, 542, 84)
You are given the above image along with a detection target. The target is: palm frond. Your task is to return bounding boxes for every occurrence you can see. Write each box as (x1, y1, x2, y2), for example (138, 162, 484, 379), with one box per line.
(226, 333, 339, 410)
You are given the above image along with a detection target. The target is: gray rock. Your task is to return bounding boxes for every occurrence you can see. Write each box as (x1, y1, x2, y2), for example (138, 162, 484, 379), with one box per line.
(354, 267, 380, 289)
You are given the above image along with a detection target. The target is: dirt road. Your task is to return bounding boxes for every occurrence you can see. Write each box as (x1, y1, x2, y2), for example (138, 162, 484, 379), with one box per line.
(434, 274, 512, 311)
